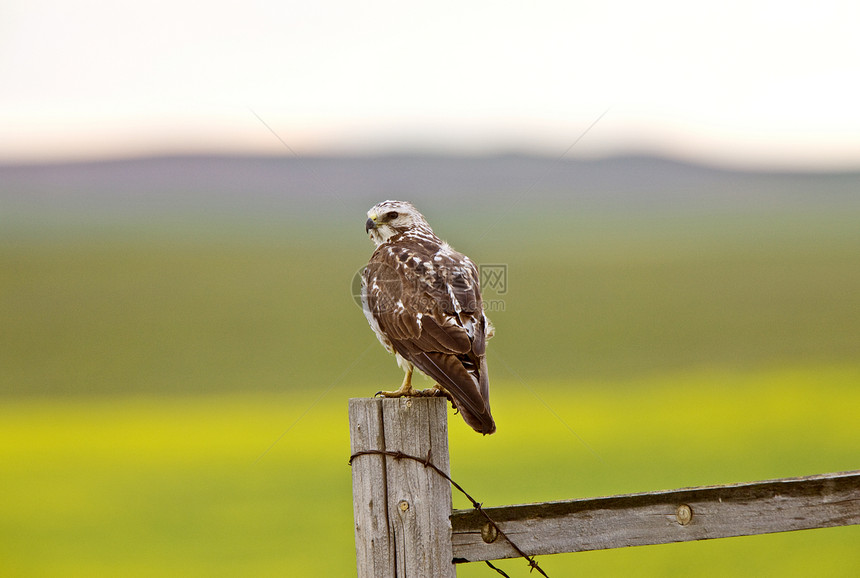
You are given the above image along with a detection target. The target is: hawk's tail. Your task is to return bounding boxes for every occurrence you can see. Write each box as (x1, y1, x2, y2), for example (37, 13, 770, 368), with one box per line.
(456, 399, 496, 435)
(417, 351, 496, 435)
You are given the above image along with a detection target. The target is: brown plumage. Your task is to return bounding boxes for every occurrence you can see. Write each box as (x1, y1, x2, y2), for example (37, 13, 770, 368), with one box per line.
(361, 200, 496, 434)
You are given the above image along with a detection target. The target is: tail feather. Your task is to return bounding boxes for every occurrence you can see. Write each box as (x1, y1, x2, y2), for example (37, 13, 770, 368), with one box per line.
(414, 351, 495, 435)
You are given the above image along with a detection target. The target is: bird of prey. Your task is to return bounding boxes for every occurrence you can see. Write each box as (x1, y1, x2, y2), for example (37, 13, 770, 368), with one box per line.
(361, 200, 496, 434)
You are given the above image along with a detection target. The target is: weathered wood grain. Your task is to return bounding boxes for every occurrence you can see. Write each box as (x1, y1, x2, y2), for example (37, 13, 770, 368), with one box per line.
(350, 397, 456, 577)
(450, 470, 860, 563)
(349, 398, 392, 577)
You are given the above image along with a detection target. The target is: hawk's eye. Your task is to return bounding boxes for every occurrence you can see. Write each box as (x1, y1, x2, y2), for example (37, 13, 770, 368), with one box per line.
(386, 211, 399, 220)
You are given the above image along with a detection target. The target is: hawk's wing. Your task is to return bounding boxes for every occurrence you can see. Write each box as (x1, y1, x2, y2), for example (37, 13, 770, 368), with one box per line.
(363, 240, 495, 434)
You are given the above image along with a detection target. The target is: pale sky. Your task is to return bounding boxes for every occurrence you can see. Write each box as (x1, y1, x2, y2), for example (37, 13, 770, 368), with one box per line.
(2, 0, 859, 168)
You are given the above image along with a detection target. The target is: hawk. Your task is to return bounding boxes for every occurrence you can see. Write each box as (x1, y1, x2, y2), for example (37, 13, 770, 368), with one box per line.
(361, 200, 496, 435)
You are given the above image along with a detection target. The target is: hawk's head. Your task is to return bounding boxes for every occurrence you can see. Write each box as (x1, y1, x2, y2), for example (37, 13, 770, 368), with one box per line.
(365, 200, 432, 246)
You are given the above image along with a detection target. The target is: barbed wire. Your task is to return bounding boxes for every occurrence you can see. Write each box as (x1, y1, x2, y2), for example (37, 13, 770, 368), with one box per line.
(349, 449, 549, 577)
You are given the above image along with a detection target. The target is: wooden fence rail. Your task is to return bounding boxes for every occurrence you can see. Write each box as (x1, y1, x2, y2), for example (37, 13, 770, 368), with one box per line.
(451, 470, 860, 563)
(349, 397, 860, 577)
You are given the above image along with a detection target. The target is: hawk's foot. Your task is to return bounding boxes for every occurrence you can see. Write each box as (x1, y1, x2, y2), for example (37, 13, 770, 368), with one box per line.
(417, 385, 454, 402)
(375, 384, 419, 398)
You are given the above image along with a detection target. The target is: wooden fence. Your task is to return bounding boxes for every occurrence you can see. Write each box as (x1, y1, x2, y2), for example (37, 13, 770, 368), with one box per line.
(348, 397, 860, 577)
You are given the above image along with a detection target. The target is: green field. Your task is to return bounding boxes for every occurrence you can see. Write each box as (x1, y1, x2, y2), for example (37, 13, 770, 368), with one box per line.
(2, 207, 859, 575)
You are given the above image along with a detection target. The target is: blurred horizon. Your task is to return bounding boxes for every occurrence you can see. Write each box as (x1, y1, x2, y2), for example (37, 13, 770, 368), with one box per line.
(5, 147, 860, 172)
(3, 113, 860, 172)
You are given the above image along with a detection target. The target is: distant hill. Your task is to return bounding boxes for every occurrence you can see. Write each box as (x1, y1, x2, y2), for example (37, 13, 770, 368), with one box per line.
(2, 154, 859, 220)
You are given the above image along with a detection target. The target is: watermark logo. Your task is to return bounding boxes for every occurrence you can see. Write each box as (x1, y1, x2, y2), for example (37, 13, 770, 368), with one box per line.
(479, 264, 508, 295)
(350, 266, 367, 309)
(350, 263, 404, 311)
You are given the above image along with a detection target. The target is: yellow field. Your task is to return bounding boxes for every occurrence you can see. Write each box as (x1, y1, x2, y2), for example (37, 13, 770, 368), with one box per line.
(2, 365, 858, 577)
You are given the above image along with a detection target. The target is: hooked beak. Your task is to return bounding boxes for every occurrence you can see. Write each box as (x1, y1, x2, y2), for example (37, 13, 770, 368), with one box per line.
(365, 217, 376, 233)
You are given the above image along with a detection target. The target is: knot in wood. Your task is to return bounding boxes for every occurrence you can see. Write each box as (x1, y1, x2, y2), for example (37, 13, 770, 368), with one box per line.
(481, 522, 499, 544)
(676, 504, 693, 525)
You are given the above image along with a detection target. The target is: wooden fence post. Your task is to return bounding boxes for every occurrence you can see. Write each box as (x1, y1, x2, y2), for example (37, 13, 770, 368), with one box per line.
(349, 397, 456, 578)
